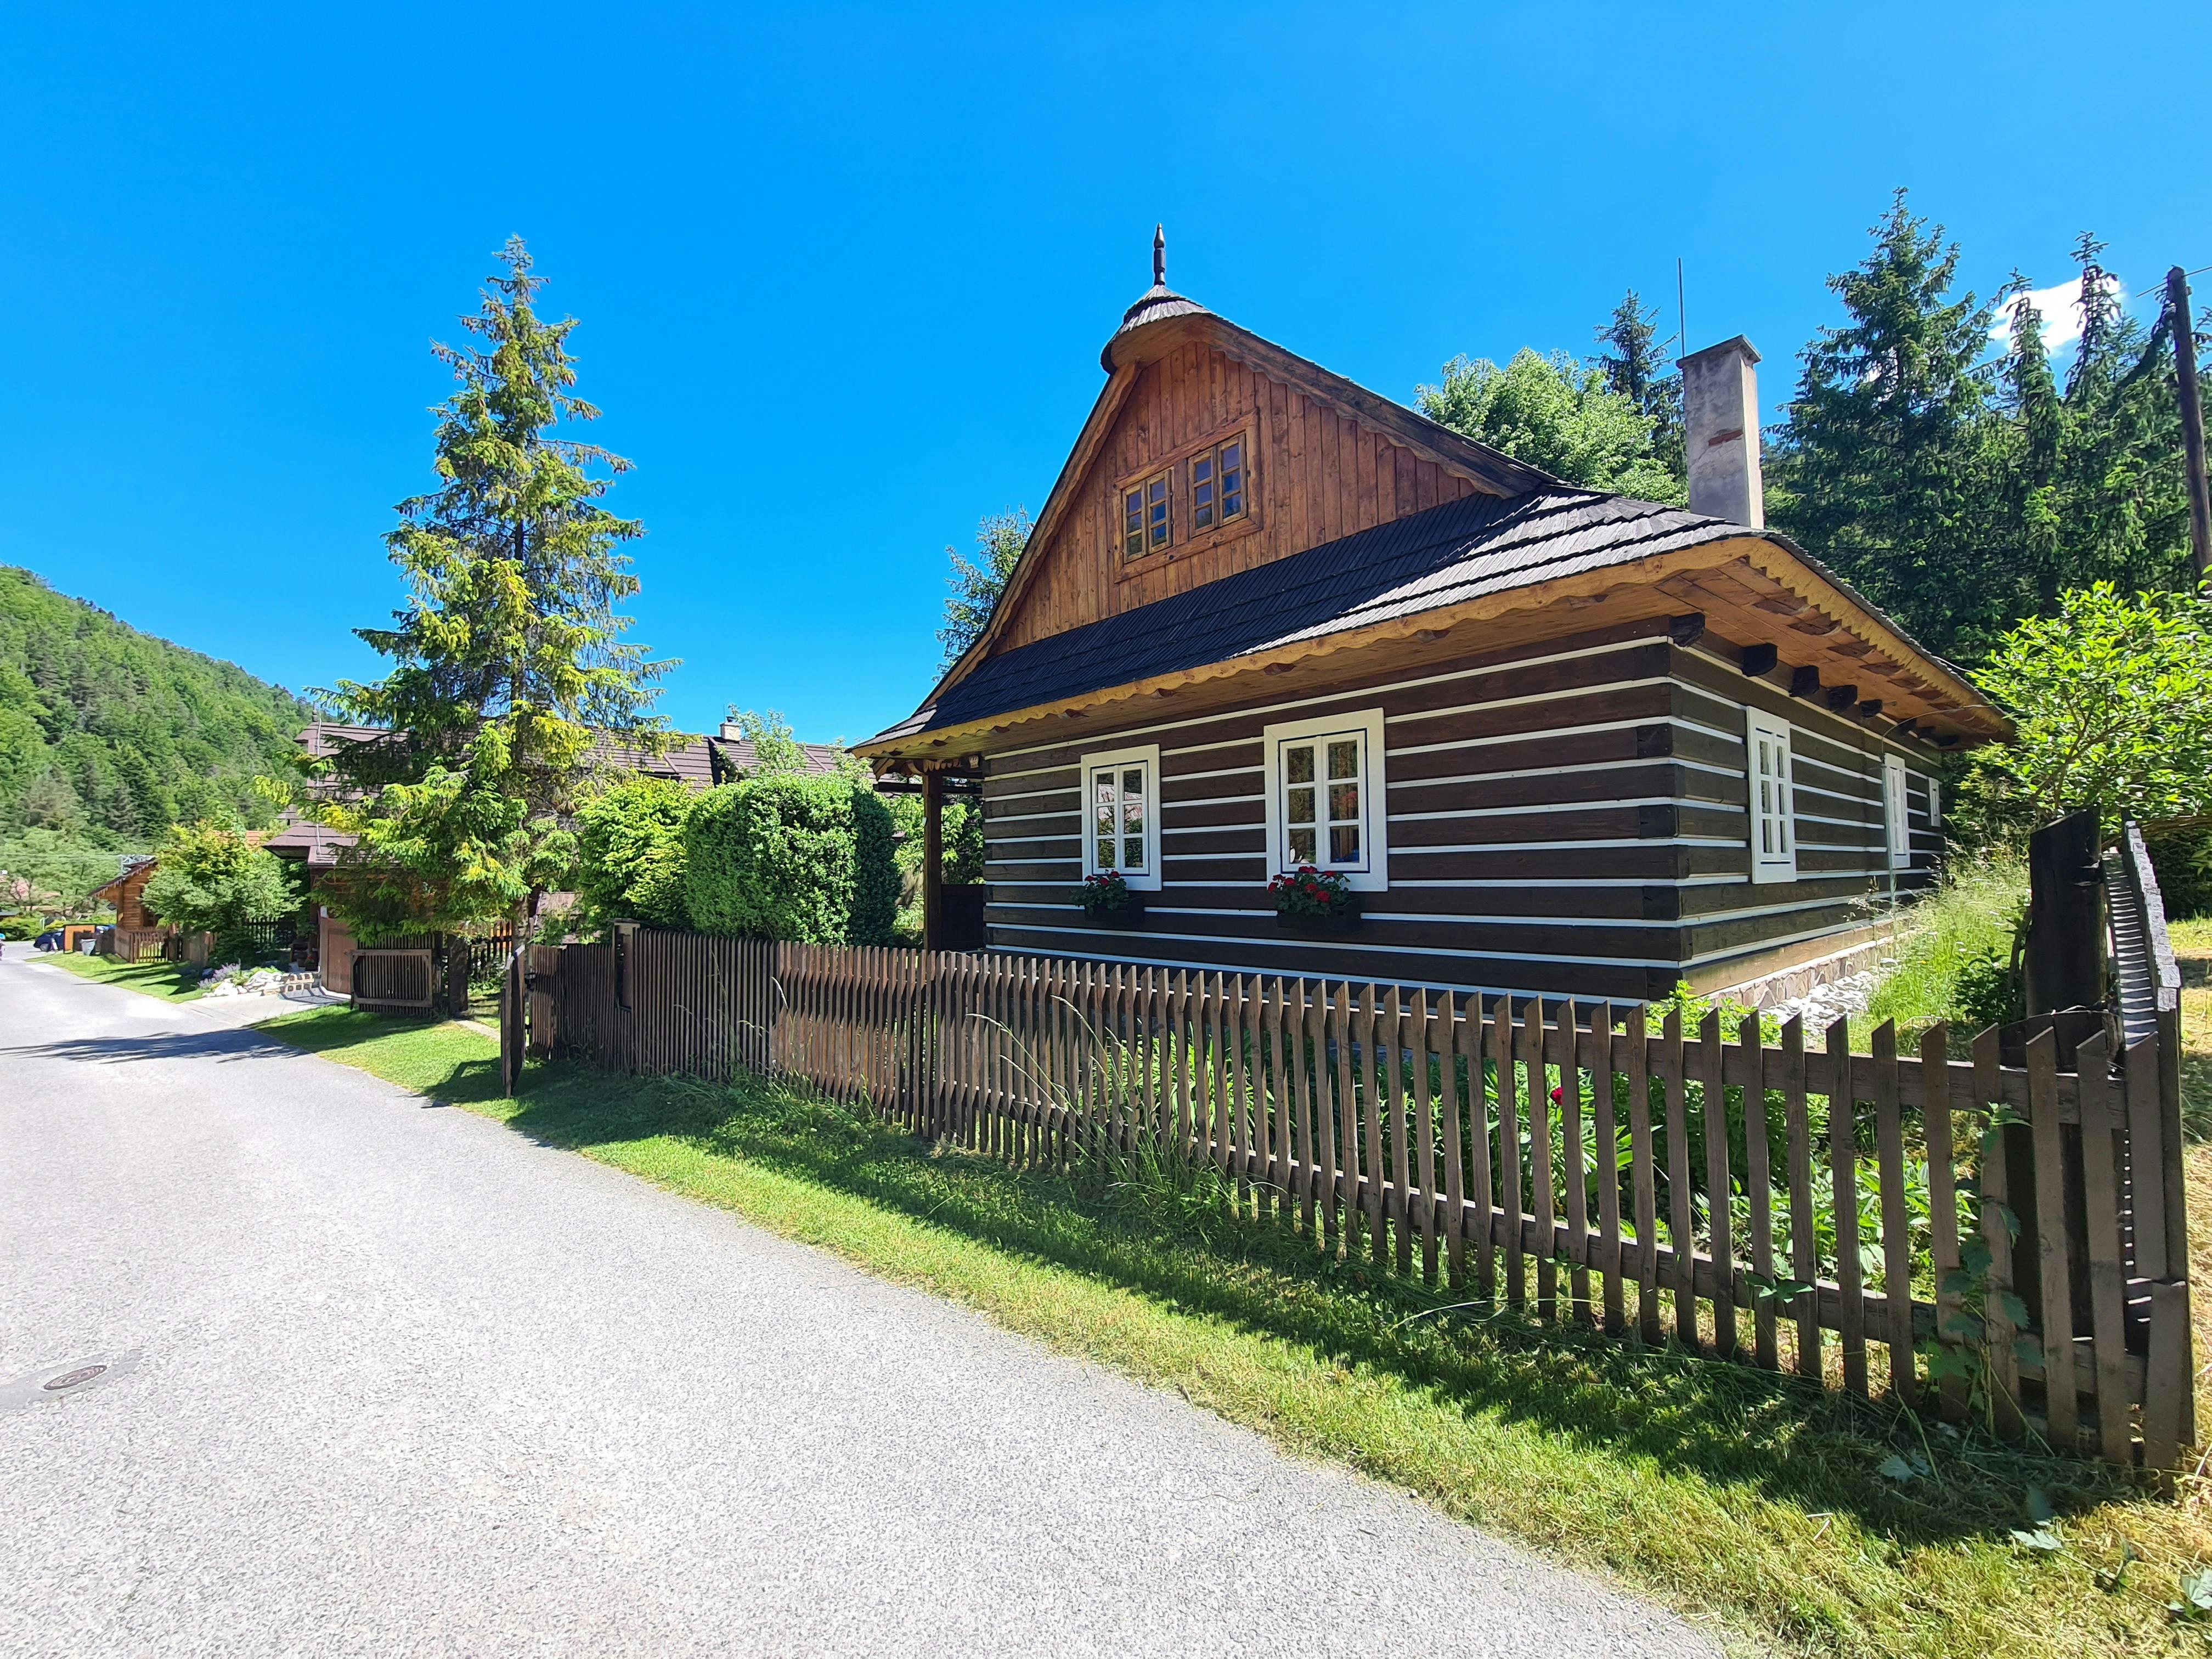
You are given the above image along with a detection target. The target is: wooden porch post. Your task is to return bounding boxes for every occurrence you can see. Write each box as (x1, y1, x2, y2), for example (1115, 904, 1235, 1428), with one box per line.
(922, 769, 945, 953)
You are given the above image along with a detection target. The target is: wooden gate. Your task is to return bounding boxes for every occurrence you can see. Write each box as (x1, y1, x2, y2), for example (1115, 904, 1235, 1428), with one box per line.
(352, 949, 437, 1013)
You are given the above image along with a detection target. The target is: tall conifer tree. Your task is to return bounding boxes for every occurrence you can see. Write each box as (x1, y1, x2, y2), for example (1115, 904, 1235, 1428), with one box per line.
(1767, 190, 1998, 660)
(1592, 290, 1683, 487)
(301, 238, 668, 945)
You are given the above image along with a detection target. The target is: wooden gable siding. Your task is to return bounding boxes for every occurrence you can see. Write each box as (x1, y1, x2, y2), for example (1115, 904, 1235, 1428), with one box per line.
(1000, 341, 1485, 650)
(972, 620, 1940, 1002)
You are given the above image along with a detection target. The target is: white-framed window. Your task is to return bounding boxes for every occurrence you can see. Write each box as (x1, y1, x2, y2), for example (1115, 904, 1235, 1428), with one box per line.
(1746, 710, 1797, 884)
(1262, 709, 1387, 891)
(1883, 754, 1912, 871)
(1081, 743, 1161, 890)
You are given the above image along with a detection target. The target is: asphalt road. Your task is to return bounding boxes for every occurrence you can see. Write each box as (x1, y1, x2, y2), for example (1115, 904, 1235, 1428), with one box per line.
(0, 956, 1719, 1658)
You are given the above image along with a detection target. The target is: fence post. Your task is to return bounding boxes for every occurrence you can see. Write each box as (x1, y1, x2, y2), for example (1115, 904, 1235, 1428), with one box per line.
(500, 946, 524, 1097)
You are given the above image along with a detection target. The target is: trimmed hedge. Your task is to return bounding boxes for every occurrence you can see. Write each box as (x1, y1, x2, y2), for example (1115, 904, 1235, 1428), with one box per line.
(682, 775, 898, 945)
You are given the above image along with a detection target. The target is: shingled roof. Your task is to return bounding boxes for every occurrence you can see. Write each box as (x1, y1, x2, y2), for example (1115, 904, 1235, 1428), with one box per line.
(876, 488, 1781, 742)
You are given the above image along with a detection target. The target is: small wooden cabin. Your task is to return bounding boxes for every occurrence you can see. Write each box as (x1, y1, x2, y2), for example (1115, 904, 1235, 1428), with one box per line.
(859, 252, 2010, 1002)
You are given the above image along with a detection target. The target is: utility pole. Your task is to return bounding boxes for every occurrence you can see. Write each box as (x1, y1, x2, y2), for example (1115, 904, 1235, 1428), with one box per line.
(2168, 265, 2212, 583)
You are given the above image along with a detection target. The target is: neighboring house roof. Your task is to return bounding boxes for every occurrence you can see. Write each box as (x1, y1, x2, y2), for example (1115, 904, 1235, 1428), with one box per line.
(261, 814, 355, 864)
(711, 736, 845, 778)
(87, 860, 156, 904)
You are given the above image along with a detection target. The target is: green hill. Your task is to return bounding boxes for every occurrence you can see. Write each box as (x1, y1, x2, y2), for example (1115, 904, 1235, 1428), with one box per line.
(0, 566, 315, 905)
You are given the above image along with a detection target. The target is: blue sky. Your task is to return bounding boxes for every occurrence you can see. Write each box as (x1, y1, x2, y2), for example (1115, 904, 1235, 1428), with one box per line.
(2, 2, 2202, 743)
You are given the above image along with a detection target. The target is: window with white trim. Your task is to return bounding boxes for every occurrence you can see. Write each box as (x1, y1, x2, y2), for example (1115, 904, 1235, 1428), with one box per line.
(1746, 710, 1797, 884)
(1262, 709, 1387, 891)
(1080, 743, 1161, 890)
(1883, 754, 1911, 871)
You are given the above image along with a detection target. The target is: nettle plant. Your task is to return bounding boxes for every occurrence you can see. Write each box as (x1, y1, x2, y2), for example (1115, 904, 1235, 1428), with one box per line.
(1268, 865, 1356, 917)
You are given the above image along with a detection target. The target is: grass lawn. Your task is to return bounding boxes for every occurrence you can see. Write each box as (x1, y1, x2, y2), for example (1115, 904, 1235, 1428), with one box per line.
(261, 1005, 2212, 1659)
(37, 951, 204, 1001)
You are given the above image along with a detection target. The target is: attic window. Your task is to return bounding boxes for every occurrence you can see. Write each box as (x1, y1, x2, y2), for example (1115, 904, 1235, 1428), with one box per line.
(1190, 434, 1247, 532)
(1122, 471, 1171, 559)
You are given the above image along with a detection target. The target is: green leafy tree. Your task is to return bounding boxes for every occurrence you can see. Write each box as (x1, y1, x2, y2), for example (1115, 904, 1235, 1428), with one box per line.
(681, 775, 897, 944)
(1592, 289, 1683, 487)
(1416, 348, 1683, 503)
(938, 508, 1031, 665)
(723, 707, 810, 778)
(573, 774, 692, 930)
(298, 238, 669, 946)
(142, 823, 297, 962)
(1766, 190, 1999, 661)
(1965, 583, 2212, 837)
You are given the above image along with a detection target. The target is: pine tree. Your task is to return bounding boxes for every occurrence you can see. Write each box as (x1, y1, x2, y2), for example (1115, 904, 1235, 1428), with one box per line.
(1592, 290, 1683, 487)
(302, 238, 669, 944)
(1767, 190, 1999, 660)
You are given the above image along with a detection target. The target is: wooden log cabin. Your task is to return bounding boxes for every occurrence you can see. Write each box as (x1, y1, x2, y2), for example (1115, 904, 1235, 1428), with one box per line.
(859, 239, 2010, 1003)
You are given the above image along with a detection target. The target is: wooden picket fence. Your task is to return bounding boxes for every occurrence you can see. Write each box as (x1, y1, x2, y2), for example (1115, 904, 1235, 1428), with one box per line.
(538, 927, 2194, 1469)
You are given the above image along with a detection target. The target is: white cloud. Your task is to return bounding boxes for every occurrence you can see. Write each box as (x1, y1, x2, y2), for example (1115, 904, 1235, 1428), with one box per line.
(1988, 270, 2125, 353)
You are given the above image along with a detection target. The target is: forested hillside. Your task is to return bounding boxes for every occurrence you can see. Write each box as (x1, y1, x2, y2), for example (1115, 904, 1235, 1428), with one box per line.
(0, 566, 313, 904)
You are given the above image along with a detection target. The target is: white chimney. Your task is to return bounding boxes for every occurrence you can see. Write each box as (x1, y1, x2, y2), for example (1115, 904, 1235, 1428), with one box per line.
(1679, 336, 1763, 527)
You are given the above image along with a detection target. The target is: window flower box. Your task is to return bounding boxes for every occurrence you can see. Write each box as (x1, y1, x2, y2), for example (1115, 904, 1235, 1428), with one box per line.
(1073, 871, 1146, 928)
(1269, 866, 1362, 933)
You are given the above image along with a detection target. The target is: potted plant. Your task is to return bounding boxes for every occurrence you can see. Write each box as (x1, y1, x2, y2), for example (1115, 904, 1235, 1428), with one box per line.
(1072, 870, 1146, 927)
(1269, 865, 1362, 932)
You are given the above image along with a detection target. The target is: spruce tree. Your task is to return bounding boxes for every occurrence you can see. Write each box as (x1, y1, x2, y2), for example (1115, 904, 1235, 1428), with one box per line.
(302, 238, 668, 945)
(1767, 190, 1999, 661)
(2051, 234, 2193, 599)
(1592, 290, 1683, 487)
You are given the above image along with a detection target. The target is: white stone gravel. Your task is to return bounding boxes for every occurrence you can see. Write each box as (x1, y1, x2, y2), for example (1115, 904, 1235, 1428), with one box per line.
(0, 956, 1718, 1659)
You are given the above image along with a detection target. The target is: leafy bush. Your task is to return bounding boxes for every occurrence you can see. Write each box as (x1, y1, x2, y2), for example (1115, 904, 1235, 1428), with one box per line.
(1967, 582, 2212, 839)
(574, 774, 692, 931)
(682, 775, 897, 945)
(141, 822, 297, 962)
(2147, 826, 2212, 919)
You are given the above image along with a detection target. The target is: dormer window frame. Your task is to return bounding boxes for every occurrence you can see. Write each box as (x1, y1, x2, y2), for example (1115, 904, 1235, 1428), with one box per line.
(1112, 415, 1263, 580)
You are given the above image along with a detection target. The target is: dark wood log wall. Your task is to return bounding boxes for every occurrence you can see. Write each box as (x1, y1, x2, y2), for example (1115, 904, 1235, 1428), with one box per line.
(976, 620, 1941, 1002)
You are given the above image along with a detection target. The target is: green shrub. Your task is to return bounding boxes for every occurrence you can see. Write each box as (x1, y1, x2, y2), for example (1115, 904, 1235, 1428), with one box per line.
(141, 822, 297, 963)
(2147, 826, 2212, 919)
(682, 775, 897, 945)
(574, 774, 692, 932)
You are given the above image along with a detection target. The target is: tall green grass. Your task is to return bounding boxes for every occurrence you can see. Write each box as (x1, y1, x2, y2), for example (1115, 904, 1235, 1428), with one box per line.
(1863, 859, 2027, 1039)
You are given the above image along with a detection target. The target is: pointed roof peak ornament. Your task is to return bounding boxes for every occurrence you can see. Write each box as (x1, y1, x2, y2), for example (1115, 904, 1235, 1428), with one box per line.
(1102, 225, 1209, 369)
(1153, 224, 1165, 287)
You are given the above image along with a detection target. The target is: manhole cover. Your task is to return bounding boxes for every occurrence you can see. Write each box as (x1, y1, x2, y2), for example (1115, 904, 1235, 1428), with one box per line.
(0, 1349, 140, 1412)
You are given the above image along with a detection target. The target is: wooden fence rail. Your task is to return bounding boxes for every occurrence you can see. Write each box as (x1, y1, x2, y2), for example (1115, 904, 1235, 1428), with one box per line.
(541, 928, 2193, 1469)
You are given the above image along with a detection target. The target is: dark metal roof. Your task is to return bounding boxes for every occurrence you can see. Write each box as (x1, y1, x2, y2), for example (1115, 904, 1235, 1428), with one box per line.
(884, 489, 1752, 741)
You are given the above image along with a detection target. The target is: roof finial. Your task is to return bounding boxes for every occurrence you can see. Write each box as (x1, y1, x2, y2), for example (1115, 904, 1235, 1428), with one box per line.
(1153, 224, 1165, 288)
